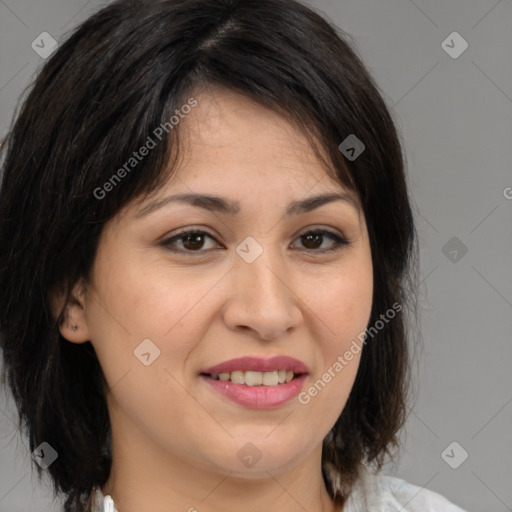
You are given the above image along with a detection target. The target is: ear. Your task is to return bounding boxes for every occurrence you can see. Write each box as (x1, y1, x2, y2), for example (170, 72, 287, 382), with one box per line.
(50, 279, 91, 344)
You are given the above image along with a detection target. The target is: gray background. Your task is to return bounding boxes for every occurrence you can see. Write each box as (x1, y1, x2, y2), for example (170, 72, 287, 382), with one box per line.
(1, 0, 511, 511)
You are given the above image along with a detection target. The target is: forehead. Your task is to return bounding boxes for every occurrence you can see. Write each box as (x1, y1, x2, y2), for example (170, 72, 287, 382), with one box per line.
(125, 86, 362, 221)
(177, 87, 329, 179)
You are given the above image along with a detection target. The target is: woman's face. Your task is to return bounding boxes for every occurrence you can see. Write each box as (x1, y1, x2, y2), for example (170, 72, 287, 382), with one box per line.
(70, 87, 373, 479)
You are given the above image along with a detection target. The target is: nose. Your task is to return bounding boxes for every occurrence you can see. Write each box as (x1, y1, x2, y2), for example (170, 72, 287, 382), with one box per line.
(221, 245, 303, 341)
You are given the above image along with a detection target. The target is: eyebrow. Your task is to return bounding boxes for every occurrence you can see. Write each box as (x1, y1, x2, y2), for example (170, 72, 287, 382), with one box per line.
(134, 191, 359, 218)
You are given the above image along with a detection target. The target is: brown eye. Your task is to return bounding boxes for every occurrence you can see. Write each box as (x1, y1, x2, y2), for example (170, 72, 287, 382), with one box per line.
(300, 232, 323, 250)
(161, 228, 350, 256)
(181, 233, 207, 251)
(161, 229, 220, 253)
(293, 230, 351, 253)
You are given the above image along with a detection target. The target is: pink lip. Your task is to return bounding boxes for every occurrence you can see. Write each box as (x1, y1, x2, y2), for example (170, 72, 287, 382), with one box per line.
(201, 356, 309, 375)
(201, 374, 308, 409)
(200, 356, 309, 409)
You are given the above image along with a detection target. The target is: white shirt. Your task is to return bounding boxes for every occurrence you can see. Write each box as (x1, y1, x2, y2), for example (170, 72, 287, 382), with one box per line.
(92, 463, 467, 512)
(328, 463, 467, 511)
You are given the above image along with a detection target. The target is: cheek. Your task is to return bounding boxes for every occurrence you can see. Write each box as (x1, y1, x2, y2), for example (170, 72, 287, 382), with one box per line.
(90, 242, 200, 338)
(299, 251, 372, 417)
(88, 248, 223, 400)
(89, 253, 209, 448)
(307, 259, 373, 348)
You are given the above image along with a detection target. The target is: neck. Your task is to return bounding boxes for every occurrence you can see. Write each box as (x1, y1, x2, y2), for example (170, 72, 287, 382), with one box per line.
(101, 416, 340, 512)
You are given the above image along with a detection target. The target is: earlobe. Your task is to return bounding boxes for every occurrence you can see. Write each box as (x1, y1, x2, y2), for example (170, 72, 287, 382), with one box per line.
(59, 317, 90, 344)
(51, 279, 91, 344)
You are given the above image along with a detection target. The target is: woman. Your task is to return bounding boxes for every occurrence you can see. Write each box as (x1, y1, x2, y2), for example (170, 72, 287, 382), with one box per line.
(0, 0, 467, 511)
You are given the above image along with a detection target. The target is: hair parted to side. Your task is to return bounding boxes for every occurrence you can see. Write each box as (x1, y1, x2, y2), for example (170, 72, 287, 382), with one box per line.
(0, 0, 418, 510)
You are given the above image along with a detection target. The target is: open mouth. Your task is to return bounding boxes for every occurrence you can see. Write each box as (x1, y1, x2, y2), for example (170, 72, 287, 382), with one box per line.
(199, 356, 309, 408)
(200, 370, 305, 386)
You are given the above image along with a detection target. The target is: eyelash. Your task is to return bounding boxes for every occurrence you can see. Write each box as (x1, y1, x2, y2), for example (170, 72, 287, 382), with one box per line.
(160, 228, 351, 256)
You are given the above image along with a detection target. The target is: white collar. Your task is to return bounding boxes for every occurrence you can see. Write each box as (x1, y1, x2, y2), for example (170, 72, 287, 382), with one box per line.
(93, 488, 116, 512)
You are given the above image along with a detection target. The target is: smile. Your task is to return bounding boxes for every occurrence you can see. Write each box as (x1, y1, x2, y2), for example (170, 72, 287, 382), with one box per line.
(205, 370, 297, 386)
(200, 355, 309, 408)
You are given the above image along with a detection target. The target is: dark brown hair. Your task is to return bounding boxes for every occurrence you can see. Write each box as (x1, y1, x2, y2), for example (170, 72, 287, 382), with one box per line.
(0, 0, 418, 510)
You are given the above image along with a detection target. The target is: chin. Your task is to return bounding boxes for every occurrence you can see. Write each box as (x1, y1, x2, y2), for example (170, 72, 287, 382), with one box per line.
(208, 435, 315, 476)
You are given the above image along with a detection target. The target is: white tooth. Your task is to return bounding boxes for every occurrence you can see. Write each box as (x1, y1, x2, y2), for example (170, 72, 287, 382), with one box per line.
(219, 373, 230, 381)
(245, 371, 263, 386)
(278, 370, 286, 384)
(263, 371, 279, 386)
(285, 370, 294, 383)
(230, 371, 245, 384)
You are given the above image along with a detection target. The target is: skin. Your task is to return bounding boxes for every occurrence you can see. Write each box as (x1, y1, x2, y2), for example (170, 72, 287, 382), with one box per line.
(55, 86, 373, 512)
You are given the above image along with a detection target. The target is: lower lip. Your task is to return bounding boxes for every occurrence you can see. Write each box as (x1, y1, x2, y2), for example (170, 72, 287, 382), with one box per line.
(201, 374, 308, 409)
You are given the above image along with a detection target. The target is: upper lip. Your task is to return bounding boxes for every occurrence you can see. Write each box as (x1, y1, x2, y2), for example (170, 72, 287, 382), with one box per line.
(201, 356, 309, 375)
